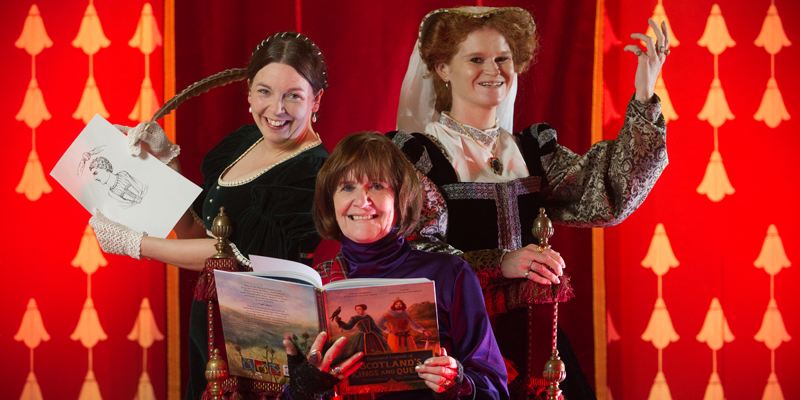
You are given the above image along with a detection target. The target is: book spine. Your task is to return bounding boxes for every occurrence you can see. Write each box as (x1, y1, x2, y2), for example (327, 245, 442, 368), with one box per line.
(316, 288, 327, 337)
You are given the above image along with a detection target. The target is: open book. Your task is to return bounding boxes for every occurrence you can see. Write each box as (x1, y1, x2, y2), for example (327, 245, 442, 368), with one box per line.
(214, 255, 440, 395)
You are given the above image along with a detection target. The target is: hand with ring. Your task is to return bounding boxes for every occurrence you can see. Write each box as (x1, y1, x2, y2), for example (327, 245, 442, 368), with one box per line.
(500, 244, 565, 285)
(284, 331, 362, 378)
(415, 347, 463, 394)
(624, 18, 671, 102)
(307, 349, 321, 365)
(283, 331, 364, 400)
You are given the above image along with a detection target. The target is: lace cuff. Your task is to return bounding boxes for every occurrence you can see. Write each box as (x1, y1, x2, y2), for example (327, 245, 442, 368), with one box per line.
(287, 354, 339, 400)
(432, 359, 465, 400)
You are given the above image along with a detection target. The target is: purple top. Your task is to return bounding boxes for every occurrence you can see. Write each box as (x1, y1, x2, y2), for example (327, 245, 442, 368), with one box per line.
(341, 234, 509, 400)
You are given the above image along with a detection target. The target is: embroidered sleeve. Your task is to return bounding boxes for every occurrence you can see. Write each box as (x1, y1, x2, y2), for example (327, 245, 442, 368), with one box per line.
(540, 94, 668, 227)
(407, 171, 506, 277)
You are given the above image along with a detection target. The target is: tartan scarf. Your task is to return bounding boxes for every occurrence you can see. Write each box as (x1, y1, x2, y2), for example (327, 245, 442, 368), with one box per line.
(314, 253, 350, 284)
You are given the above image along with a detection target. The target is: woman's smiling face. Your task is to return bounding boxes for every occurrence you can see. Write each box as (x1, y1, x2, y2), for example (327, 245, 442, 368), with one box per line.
(247, 62, 319, 144)
(437, 27, 515, 113)
(333, 174, 396, 244)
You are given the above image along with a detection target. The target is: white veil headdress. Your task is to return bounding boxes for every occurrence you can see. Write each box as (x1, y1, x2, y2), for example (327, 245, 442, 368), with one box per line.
(396, 7, 534, 134)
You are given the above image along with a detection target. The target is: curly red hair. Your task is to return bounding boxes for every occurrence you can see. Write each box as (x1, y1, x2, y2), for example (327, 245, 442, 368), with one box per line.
(419, 9, 538, 113)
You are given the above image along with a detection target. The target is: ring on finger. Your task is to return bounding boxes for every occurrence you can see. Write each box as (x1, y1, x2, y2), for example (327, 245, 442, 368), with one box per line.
(525, 271, 530, 278)
(330, 366, 343, 376)
(442, 379, 453, 388)
(308, 349, 320, 365)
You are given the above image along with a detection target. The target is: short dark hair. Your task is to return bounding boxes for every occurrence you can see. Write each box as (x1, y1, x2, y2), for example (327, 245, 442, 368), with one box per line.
(89, 156, 112, 173)
(355, 304, 367, 311)
(246, 31, 328, 94)
(313, 132, 422, 241)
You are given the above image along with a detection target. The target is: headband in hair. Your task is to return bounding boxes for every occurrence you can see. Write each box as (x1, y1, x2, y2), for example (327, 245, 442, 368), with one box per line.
(252, 31, 328, 87)
(417, 6, 536, 57)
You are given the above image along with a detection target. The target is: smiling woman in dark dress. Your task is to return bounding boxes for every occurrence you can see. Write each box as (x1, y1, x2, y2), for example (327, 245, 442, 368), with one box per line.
(87, 31, 330, 399)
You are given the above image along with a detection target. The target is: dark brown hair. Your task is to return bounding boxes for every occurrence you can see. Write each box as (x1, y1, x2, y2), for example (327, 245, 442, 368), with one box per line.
(246, 32, 328, 94)
(355, 304, 367, 311)
(313, 132, 422, 241)
(419, 9, 538, 113)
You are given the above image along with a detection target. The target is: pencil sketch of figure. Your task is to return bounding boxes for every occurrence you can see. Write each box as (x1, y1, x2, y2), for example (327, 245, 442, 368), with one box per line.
(89, 157, 148, 208)
(78, 147, 148, 209)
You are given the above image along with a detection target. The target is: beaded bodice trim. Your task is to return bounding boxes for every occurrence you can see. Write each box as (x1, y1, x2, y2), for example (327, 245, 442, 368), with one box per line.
(218, 137, 322, 187)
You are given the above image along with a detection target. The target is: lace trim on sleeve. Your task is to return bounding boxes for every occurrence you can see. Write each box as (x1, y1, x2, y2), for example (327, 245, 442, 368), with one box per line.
(205, 228, 252, 270)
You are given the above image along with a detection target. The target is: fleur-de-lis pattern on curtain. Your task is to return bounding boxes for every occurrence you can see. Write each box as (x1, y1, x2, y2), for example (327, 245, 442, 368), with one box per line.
(128, 297, 164, 400)
(14, 298, 50, 400)
(754, 2, 791, 128)
(697, 4, 736, 203)
(604, 1, 798, 399)
(70, 224, 108, 400)
(72, 0, 111, 123)
(696, 298, 735, 400)
(128, 3, 162, 122)
(14, 4, 52, 202)
(4, 2, 166, 399)
(754, 225, 792, 399)
(640, 223, 680, 400)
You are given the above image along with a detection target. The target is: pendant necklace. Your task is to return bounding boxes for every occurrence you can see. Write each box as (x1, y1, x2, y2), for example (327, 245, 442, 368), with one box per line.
(452, 118, 504, 175)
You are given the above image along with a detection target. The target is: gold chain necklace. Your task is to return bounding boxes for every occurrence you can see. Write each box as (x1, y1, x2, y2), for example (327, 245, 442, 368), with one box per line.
(451, 118, 504, 175)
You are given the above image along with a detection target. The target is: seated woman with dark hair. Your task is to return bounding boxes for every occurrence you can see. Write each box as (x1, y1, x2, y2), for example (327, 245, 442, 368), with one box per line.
(283, 132, 508, 400)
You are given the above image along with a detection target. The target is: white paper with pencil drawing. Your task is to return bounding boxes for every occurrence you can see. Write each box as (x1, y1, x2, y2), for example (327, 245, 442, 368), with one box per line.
(50, 114, 201, 238)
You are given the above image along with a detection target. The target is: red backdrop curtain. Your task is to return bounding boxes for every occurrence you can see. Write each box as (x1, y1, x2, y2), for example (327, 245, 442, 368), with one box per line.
(5, 1, 797, 399)
(603, 1, 799, 399)
(1, 1, 167, 399)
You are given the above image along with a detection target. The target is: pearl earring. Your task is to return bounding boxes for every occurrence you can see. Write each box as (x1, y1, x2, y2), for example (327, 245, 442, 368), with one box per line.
(249, 106, 252, 113)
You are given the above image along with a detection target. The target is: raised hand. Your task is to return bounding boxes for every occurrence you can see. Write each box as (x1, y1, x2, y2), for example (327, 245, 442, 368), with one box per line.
(624, 18, 671, 102)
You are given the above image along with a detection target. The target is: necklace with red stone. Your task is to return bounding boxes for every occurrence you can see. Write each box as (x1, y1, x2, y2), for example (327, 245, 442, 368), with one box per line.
(451, 117, 503, 175)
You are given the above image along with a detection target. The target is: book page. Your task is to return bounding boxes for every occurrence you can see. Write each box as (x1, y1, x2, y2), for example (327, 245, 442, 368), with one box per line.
(249, 254, 322, 288)
(49, 114, 201, 238)
(215, 270, 321, 384)
(324, 280, 439, 395)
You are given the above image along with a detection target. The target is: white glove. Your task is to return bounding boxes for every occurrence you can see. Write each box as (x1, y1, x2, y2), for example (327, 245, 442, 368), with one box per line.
(115, 122, 180, 164)
(88, 209, 147, 260)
